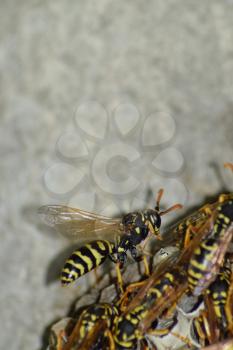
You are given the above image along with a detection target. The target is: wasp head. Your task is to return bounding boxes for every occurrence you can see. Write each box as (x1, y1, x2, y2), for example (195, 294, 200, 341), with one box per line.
(144, 209, 161, 235)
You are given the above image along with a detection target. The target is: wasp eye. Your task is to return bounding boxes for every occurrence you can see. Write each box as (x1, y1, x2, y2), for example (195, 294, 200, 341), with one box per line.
(151, 213, 161, 229)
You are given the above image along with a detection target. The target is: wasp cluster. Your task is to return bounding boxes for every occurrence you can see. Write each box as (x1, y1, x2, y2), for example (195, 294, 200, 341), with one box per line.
(42, 164, 233, 350)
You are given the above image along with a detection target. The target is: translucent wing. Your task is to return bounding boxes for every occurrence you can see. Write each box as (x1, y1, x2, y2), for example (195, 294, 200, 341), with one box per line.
(38, 205, 123, 242)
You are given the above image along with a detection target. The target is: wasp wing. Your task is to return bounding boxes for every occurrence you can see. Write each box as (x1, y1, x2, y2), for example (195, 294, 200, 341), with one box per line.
(38, 205, 123, 242)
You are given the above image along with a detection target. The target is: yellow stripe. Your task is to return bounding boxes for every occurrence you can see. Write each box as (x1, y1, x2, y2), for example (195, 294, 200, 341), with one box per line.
(97, 241, 107, 250)
(61, 276, 72, 283)
(200, 242, 217, 251)
(188, 269, 203, 279)
(214, 306, 221, 318)
(189, 259, 206, 271)
(74, 251, 93, 270)
(188, 276, 198, 286)
(66, 258, 86, 275)
(149, 287, 162, 298)
(86, 244, 103, 266)
(62, 268, 79, 279)
(165, 272, 174, 282)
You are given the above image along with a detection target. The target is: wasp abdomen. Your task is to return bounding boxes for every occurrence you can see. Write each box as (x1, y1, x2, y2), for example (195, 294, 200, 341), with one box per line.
(188, 238, 219, 295)
(78, 303, 118, 342)
(113, 305, 146, 349)
(61, 240, 115, 285)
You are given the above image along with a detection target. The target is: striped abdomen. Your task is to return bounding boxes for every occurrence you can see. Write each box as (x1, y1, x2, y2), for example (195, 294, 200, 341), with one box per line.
(113, 305, 146, 349)
(61, 240, 115, 285)
(188, 201, 233, 296)
(207, 263, 231, 330)
(188, 238, 219, 296)
(78, 303, 118, 342)
(148, 272, 176, 302)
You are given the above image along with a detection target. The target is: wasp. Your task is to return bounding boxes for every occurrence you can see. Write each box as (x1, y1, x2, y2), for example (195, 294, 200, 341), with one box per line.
(113, 270, 186, 350)
(113, 304, 147, 350)
(115, 215, 220, 346)
(112, 251, 189, 350)
(187, 198, 233, 296)
(39, 189, 182, 286)
(189, 259, 233, 348)
(61, 303, 118, 350)
(206, 258, 232, 335)
(162, 163, 233, 251)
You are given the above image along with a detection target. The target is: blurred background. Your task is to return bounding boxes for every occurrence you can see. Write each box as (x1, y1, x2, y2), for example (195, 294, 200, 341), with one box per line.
(1, 1, 233, 349)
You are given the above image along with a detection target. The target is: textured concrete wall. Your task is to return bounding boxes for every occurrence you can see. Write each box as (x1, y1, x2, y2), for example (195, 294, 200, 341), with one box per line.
(1, 1, 233, 349)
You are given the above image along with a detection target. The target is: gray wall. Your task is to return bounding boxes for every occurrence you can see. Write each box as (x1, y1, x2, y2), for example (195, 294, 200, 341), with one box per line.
(1, 1, 233, 349)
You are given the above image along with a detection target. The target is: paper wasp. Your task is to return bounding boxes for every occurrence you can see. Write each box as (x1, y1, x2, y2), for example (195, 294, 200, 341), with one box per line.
(39, 189, 182, 286)
(59, 303, 118, 350)
(111, 252, 188, 349)
(187, 195, 233, 296)
(190, 265, 233, 348)
(111, 209, 226, 348)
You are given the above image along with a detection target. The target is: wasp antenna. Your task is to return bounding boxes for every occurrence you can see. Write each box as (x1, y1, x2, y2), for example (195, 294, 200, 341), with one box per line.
(160, 203, 183, 216)
(155, 188, 164, 211)
(224, 162, 233, 172)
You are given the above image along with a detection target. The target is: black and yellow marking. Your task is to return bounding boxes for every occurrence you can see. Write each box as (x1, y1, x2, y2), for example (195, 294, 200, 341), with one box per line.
(63, 303, 118, 350)
(113, 271, 179, 349)
(191, 313, 211, 347)
(113, 305, 147, 350)
(78, 303, 118, 342)
(61, 240, 115, 285)
(188, 238, 219, 293)
(212, 200, 233, 240)
(188, 200, 233, 296)
(148, 272, 175, 301)
(207, 261, 231, 331)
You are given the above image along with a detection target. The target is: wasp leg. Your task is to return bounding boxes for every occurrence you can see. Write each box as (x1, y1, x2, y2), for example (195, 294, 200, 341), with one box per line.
(130, 246, 150, 277)
(183, 225, 199, 248)
(142, 255, 150, 277)
(116, 262, 124, 294)
(109, 252, 125, 294)
(130, 245, 142, 261)
(170, 331, 193, 348)
(118, 280, 147, 311)
(105, 329, 115, 350)
(57, 329, 67, 350)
